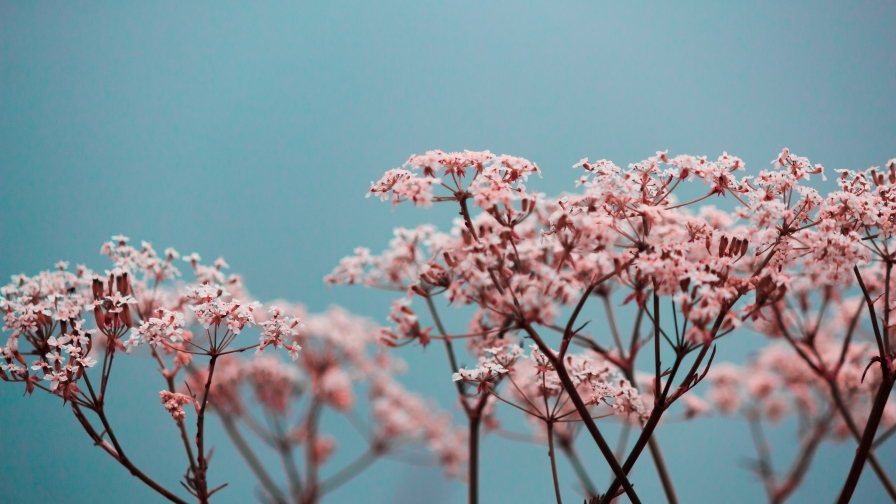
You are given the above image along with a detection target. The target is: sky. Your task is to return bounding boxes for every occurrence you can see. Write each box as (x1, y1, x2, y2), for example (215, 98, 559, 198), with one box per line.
(1, 1, 895, 503)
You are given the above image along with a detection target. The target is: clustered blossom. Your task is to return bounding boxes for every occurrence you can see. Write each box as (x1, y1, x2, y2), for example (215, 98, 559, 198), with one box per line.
(187, 302, 467, 479)
(88, 268, 139, 343)
(369, 375, 468, 476)
(0, 238, 301, 405)
(452, 361, 508, 384)
(468, 154, 540, 211)
(367, 150, 541, 212)
(367, 168, 441, 208)
(325, 226, 439, 289)
(380, 299, 433, 348)
(101, 235, 182, 282)
(1, 264, 97, 398)
(459, 344, 650, 421)
(7, 144, 896, 504)
(452, 343, 522, 383)
(159, 390, 193, 422)
(453, 341, 643, 415)
(405, 149, 495, 177)
(126, 308, 185, 351)
(338, 149, 837, 359)
(256, 306, 302, 360)
(244, 355, 299, 413)
(332, 147, 896, 503)
(2, 235, 467, 504)
(185, 285, 258, 335)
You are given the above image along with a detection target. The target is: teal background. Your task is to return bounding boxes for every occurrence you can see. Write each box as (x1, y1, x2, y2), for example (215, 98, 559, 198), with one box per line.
(1, 1, 895, 502)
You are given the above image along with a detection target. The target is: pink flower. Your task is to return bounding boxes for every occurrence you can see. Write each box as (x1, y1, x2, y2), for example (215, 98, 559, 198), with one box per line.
(127, 308, 185, 351)
(310, 435, 336, 466)
(367, 169, 440, 208)
(256, 305, 303, 355)
(42, 371, 68, 391)
(159, 390, 193, 422)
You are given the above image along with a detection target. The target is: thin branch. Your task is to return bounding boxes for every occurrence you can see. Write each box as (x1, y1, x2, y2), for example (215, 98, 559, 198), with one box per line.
(873, 423, 896, 449)
(837, 374, 896, 503)
(747, 411, 777, 501)
(425, 295, 466, 401)
(771, 411, 833, 504)
(827, 383, 896, 501)
(653, 291, 661, 406)
(600, 293, 626, 359)
(547, 422, 563, 504)
(303, 401, 323, 503)
(76, 376, 188, 504)
(272, 413, 303, 502)
(614, 423, 631, 468)
(150, 347, 198, 474)
(219, 415, 288, 504)
(853, 266, 887, 358)
(646, 436, 679, 504)
(320, 448, 380, 495)
(558, 440, 599, 498)
(195, 355, 219, 502)
(487, 389, 544, 419)
(618, 356, 680, 504)
(468, 405, 482, 504)
(602, 308, 725, 503)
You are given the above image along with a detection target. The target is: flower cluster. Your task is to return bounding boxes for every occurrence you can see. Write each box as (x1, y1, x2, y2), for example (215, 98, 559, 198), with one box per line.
(185, 301, 467, 486)
(256, 306, 302, 359)
(7, 144, 896, 504)
(2, 236, 465, 504)
(1, 263, 96, 398)
(332, 147, 896, 503)
(160, 390, 194, 422)
(369, 375, 468, 476)
(127, 308, 185, 351)
(185, 284, 258, 335)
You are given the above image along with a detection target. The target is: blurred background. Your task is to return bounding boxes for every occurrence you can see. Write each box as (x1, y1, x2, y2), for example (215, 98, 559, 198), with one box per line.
(1, 1, 895, 502)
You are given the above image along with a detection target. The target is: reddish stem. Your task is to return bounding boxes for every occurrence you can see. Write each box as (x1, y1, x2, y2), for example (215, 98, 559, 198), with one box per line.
(195, 354, 219, 503)
(837, 373, 895, 503)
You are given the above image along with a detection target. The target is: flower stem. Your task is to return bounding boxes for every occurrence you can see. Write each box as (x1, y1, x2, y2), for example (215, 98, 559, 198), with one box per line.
(195, 354, 219, 503)
(837, 373, 895, 503)
(646, 436, 679, 504)
(80, 369, 189, 504)
(469, 413, 481, 504)
(558, 441, 598, 498)
(425, 296, 466, 399)
(547, 422, 563, 504)
(272, 413, 303, 502)
(303, 401, 323, 504)
(771, 412, 833, 504)
(219, 415, 288, 504)
(151, 347, 197, 474)
(320, 449, 379, 495)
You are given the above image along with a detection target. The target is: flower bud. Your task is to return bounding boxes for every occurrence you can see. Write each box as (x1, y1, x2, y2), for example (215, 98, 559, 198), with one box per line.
(121, 304, 133, 329)
(94, 306, 105, 330)
(91, 278, 104, 300)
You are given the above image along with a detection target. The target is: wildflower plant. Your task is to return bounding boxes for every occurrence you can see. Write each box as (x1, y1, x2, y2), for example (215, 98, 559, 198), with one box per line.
(4, 148, 896, 503)
(327, 149, 896, 503)
(1, 236, 462, 504)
